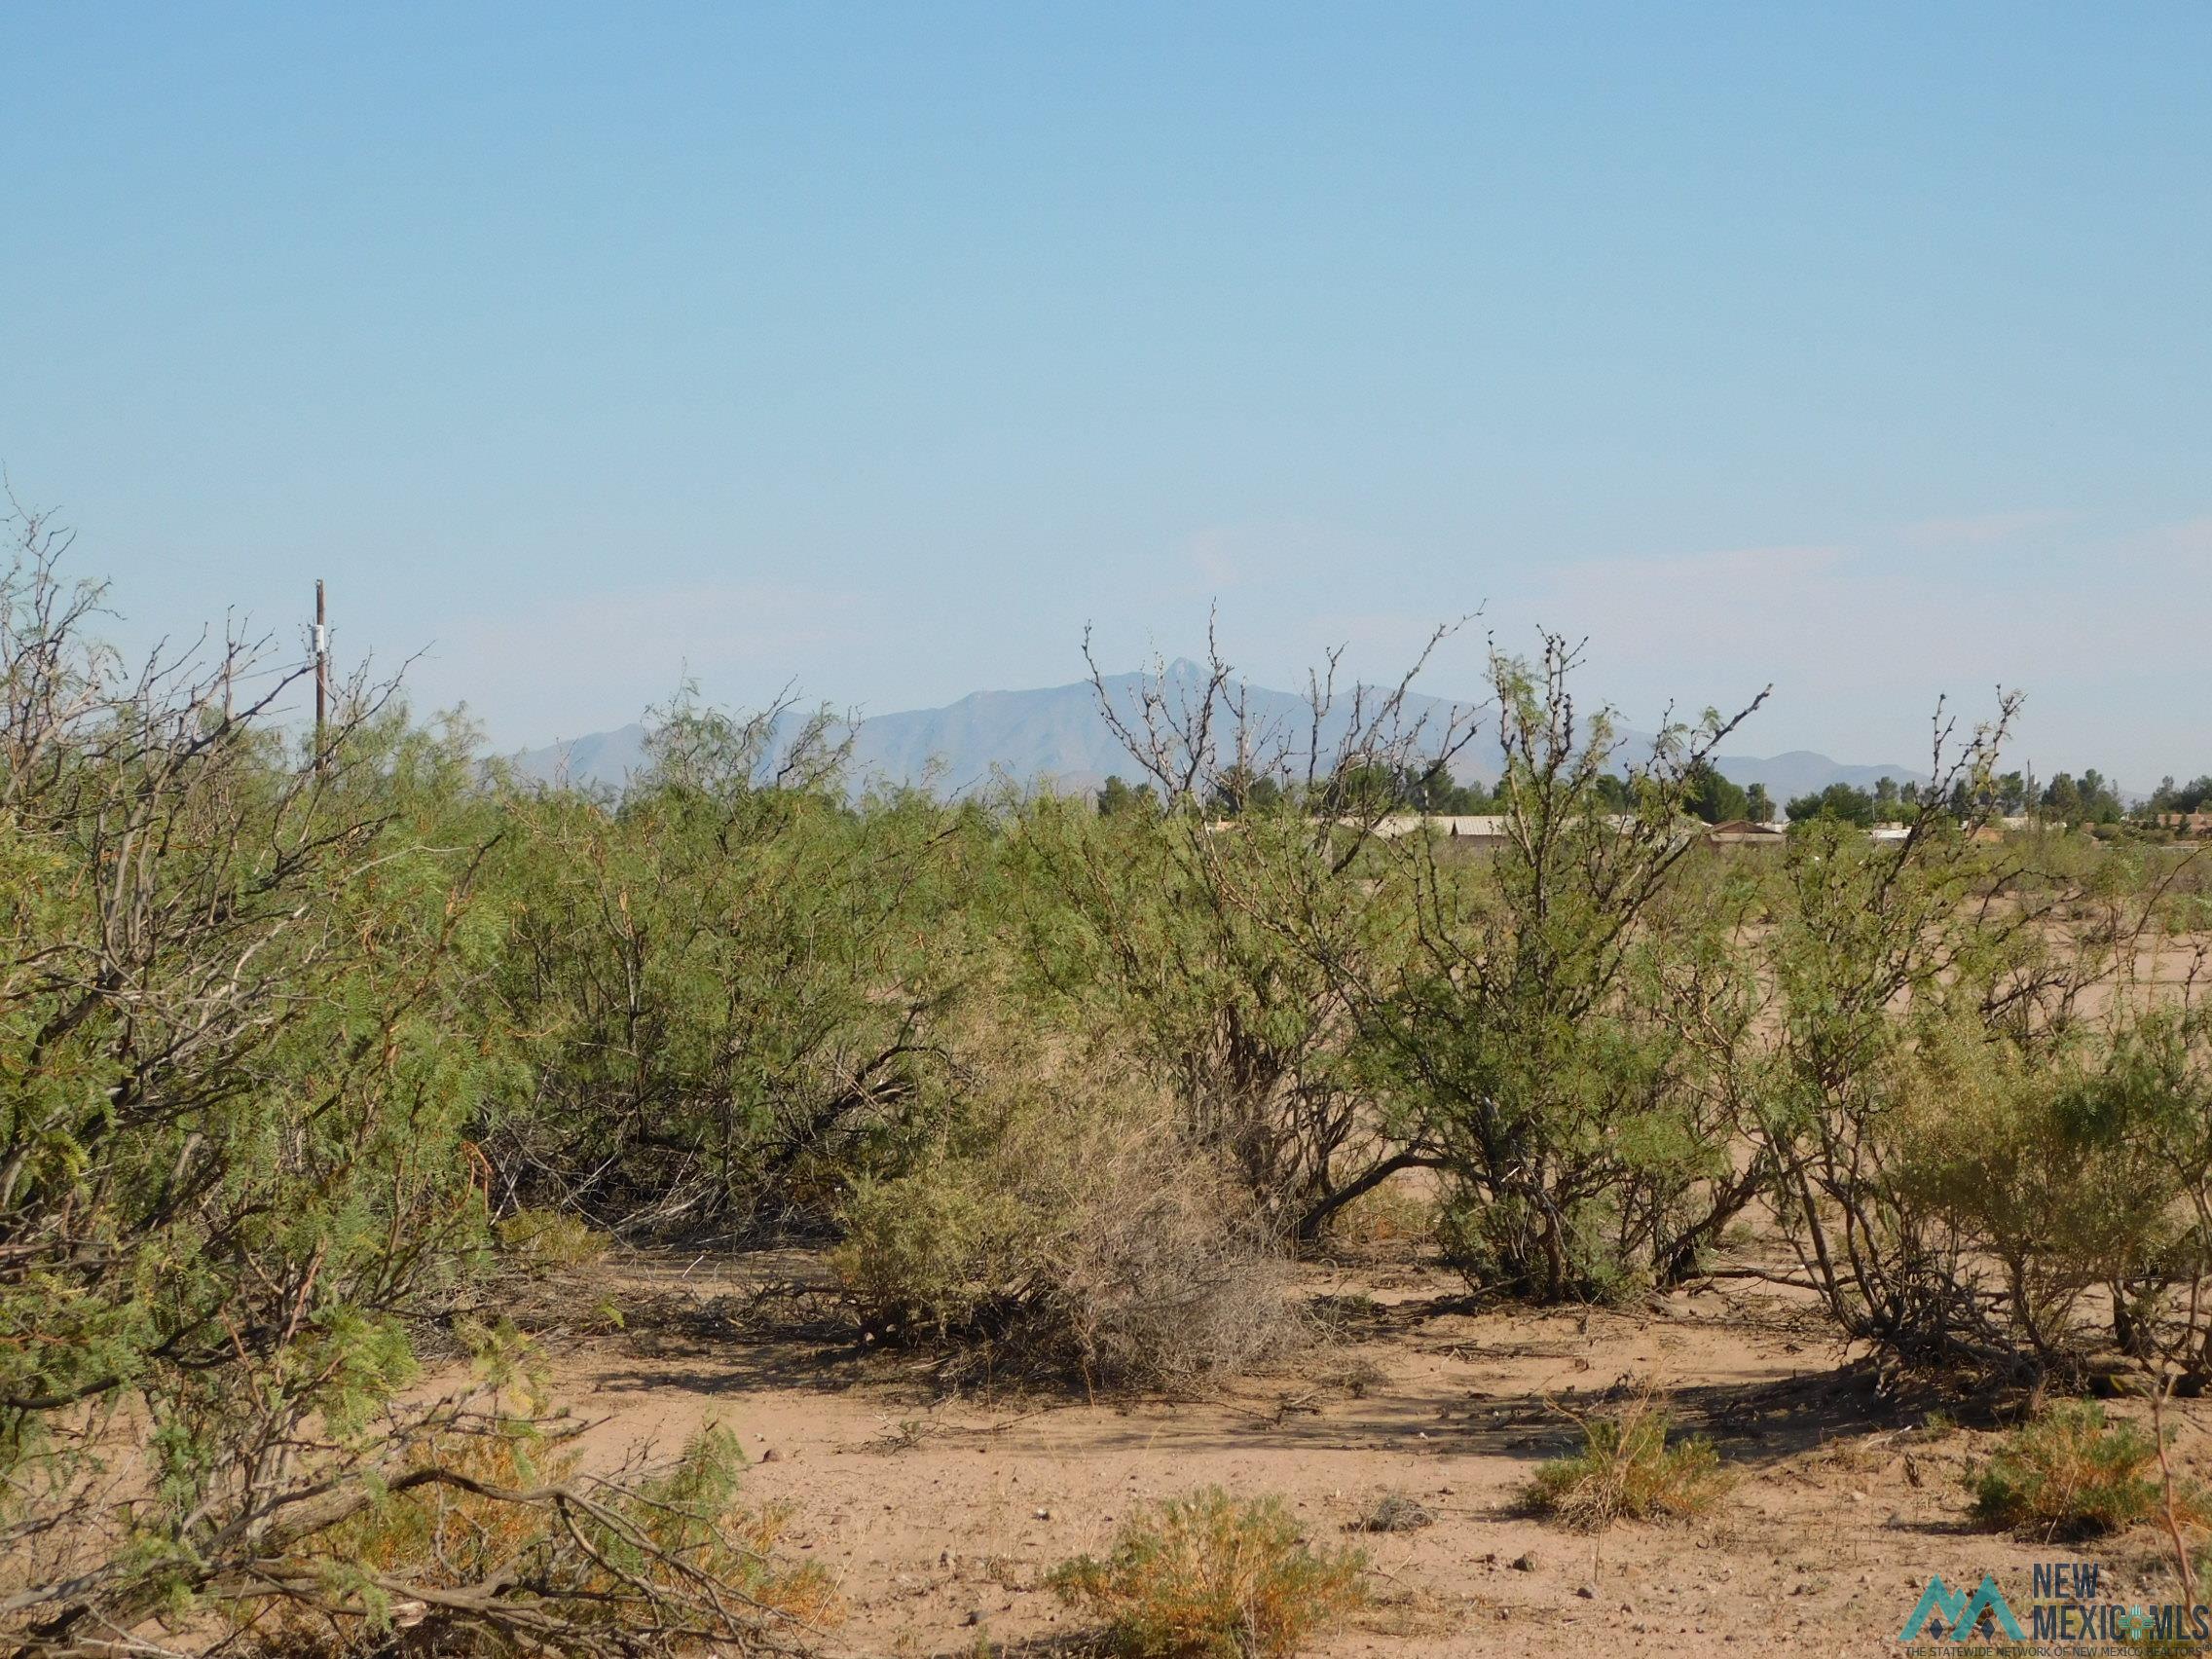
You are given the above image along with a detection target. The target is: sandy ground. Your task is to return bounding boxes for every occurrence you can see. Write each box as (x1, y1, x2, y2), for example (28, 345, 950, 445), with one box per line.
(493, 1242, 2212, 1659)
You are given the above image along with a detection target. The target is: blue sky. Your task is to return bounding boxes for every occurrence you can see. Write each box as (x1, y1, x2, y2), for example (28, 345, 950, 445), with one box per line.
(4, 3, 2207, 782)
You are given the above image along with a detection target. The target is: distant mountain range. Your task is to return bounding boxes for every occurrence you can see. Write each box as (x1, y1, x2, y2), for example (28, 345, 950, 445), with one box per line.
(511, 665, 1923, 802)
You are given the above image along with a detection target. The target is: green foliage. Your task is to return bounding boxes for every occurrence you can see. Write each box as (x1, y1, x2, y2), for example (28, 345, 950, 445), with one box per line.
(0, 524, 859, 1654)
(1523, 1391, 1727, 1530)
(1745, 714, 2212, 1384)
(2146, 774, 2212, 817)
(1971, 1402, 2204, 1539)
(2042, 768, 2125, 826)
(832, 1161, 1026, 1341)
(1784, 780, 1881, 826)
(1013, 786, 1420, 1244)
(1319, 758, 1495, 817)
(1888, 1014, 2212, 1364)
(1049, 1489, 1366, 1659)
(0, 527, 514, 1642)
(1682, 758, 1748, 825)
(1099, 773, 1159, 818)
(1374, 636, 1768, 1301)
(483, 693, 977, 1232)
(18, 500, 2212, 1654)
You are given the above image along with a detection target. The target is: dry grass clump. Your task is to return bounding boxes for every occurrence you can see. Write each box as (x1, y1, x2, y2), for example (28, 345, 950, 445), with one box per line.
(494, 1206, 610, 1274)
(1522, 1390, 1727, 1530)
(1971, 1400, 2208, 1540)
(1349, 1491, 1433, 1533)
(833, 1043, 1299, 1389)
(1049, 1488, 1366, 1659)
(1323, 1180, 1436, 1249)
(1047, 1144, 1297, 1387)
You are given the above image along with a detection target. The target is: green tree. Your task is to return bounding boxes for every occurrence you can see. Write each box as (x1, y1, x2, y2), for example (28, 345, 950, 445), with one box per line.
(2042, 772, 2083, 822)
(1785, 782, 1877, 827)
(1683, 759, 1749, 824)
(1097, 773, 1155, 817)
(1741, 692, 2212, 1384)
(1210, 764, 1284, 817)
(2076, 768, 2123, 823)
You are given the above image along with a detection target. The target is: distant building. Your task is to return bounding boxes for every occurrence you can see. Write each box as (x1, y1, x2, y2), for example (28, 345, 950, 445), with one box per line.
(2158, 811, 2212, 836)
(1704, 819, 1785, 848)
(1365, 812, 1683, 848)
(1367, 813, 1513, 845)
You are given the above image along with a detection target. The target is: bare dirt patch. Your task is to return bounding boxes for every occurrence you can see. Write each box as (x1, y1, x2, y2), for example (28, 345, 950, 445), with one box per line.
(496, 1246, 2212, 1657)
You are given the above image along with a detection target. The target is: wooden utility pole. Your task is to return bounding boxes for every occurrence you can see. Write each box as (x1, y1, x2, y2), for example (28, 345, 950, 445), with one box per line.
(313, 580, 328, 774)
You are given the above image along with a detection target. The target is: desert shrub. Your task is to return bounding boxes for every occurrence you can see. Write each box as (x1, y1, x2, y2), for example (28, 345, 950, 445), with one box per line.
(241, 1408, 835, 1654)
(1744, 715, 2212, 1386)
(1523, 1393, 1727, 1530)
(1049, 1488, 1365, 1659)
(28, 490, 2212, 1651)
(0, 528, 520, 1646)
(1971, 1401, 2206, 1539)
(1884, 1014, 2212, 1378)
(833, 1041, 1298, 1386)
(0, 517, 854, 1657)
(481, 696, 978, 1236)
(1012, 634, 1483, 1250)
(231, 1397, 835, 1654)
(495, 1207, 611, 1273)
(1013, 791, 1423, 1252)
(831, 1161, 1027, 1341)
(1374, 636, 1770, 1303)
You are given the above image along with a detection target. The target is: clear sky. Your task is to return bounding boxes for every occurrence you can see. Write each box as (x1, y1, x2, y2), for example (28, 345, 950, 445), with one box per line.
(4, 3, 2207, 783)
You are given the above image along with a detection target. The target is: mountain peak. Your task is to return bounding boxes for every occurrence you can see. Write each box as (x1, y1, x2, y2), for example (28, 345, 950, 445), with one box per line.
(514, 675, 1921, 801)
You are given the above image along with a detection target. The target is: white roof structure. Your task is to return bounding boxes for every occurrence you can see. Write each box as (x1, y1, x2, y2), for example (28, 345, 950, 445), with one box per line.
(1365, 814, 1514, 840)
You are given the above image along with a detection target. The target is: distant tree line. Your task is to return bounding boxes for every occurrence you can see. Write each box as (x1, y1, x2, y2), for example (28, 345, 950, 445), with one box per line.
(2147, 774, 2212, 815)
(1779, 765, 2172, 830)
(1784, 773, 1932, 827)
(1103, 756, 1778, 827)
(1111, 756, 2212, 835)
(1098, 759, 1506, 821)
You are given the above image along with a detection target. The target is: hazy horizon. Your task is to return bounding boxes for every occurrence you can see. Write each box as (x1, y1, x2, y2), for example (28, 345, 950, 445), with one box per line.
(5, 5, 2207, 783)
